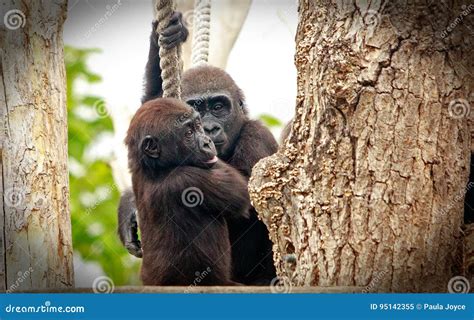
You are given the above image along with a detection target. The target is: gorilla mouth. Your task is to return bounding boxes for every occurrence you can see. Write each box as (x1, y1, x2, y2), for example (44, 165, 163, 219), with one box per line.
(205, 156, 218, 164)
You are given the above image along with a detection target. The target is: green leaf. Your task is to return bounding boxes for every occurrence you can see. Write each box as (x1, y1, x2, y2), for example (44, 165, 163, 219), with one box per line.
(258, 114, 283, 128)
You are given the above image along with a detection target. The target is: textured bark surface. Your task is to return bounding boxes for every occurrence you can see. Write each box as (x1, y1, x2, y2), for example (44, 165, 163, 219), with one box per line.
(0, 0, 73, 291)
(249, 0, 473, 292)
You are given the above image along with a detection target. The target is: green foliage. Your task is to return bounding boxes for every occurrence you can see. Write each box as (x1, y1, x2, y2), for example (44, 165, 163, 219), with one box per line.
(65, 46, 140, 285)
(258, 114, 283, 128)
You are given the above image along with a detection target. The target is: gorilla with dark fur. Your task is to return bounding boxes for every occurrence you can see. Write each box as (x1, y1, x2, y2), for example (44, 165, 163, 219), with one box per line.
(118, 13, 278, 285)
(126, 98, 250, 285)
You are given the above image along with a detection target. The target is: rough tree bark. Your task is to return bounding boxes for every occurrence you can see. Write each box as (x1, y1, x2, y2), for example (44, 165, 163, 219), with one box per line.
(249, 0, 473, 292)
(0, 0, 73, 291)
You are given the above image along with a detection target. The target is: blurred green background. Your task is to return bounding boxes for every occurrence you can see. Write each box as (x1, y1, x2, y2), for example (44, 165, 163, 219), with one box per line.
(65, 46, 282, 286)
(66, 46, 140, 285)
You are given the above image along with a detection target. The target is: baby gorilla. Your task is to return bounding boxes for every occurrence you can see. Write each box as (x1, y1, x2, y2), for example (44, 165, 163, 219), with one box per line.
(126, 98, 250, 285)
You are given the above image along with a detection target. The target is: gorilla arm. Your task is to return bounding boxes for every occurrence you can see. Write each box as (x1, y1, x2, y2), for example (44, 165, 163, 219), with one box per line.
(179, 161, 251, 220)
(142, 13, 188, 103)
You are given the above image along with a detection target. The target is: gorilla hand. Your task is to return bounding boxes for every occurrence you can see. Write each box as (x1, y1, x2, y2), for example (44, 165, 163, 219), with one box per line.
(142, 12, 189, 103)
(118, 189, 142, 258)
(155, 12, 189, 50)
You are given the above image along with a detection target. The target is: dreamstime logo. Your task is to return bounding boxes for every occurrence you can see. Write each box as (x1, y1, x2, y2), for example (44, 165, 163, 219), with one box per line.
(3, 9, 26, 30)
(174, 111, 192, 128)
(93, 99, 110, 118)
(6, 267, 34, 293)
(448, 98, 470, 119)
(440, 4, 474, 39)
(181, 187, 204, 207)
(92, 276, 115, 293)
(447, 276, 470, 293)
(362, 10, 382, 27)
(436, 182, 474, 216)
(84, 0, 122, 39)
(85, 183, 118, 215)
(363, 271, 387, 293)
(270, 276, 292, 293)
(183, 10, 195, 29)
(184, 267, 212, 293)
(4, 187, 25, 208)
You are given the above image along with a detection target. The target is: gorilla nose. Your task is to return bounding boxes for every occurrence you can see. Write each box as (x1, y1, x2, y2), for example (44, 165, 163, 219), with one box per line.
(204, 124, 222, 138)
(200, 136, 216, 154)
(202, 136, 212, 149)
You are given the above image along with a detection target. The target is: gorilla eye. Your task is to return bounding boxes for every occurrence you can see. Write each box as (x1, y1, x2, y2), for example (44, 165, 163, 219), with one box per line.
(185, 129, 193, 138)
(213, 103, 223, 111)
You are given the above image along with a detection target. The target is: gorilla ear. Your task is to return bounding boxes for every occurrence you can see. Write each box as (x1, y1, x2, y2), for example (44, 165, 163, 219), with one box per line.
(140, 135, 160, 158)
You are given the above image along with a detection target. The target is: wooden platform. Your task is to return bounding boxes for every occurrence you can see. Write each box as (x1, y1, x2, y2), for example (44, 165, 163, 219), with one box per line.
(23, 286, 363, 293)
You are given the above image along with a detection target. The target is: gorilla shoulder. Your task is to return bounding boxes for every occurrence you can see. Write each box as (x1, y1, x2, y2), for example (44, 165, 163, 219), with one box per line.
(228, 120, 278, 177)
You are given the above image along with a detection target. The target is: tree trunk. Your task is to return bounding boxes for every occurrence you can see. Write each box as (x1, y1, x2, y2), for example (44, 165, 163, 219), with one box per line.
(249, 0, 473, 292)
(0, 0, 73, 291)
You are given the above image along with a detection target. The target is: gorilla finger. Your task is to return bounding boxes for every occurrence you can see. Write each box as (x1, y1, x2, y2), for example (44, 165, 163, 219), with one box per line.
(161, 38, 184, 50)
(161, 23, 182, 37)
(126, 242, 143, 258)
(169, 11, 182, 25)
(164, 31, 183, 43)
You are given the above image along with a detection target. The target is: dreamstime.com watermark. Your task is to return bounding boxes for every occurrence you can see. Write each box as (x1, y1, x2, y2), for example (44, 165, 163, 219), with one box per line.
(447, 276, 471, 293)
(362, 9, 382, 27)
(183, 9, 195, 29)
(5, 301, 85, 314)
(184, 267, 212, 293)
(84, 0, 122, 39)
(3, 9, 26, 30)
(85, 183, 118, 215)
(440, 4, 474, 39)
(92, 99, 111, 119)
(92, 276, 115, 293)
(6, 267, 34, 293)
(435, 181, 474, 216)
(448, 98, 471, 119)
(181, 187, 204, 207)
(363, 271, 387, 293)
(270, 276, 292, 293)
(3, 187, 26, 208)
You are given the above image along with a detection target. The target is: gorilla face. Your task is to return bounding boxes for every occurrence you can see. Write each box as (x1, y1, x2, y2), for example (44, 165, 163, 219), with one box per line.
(159, 109, 218, 168)
(126, 98, 218, 176)
(181, 66, 248, 159)
(185, 92, 244, 158)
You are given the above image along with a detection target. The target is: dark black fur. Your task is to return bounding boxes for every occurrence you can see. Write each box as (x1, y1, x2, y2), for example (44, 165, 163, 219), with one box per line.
(126, 98, 249, 285)
(465, 156, 474, 224)
(118, 189, 142, 257)
(118, 15, 278, 285)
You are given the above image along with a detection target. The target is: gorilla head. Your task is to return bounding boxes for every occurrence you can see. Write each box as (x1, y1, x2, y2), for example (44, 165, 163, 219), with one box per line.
(126, 98, 218, 176)
(181, 66, 247, 159)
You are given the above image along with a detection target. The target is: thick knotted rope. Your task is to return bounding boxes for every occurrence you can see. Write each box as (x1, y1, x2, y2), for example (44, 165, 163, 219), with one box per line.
(191, 0, 211, 66)
(155, 0, 182, 99)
